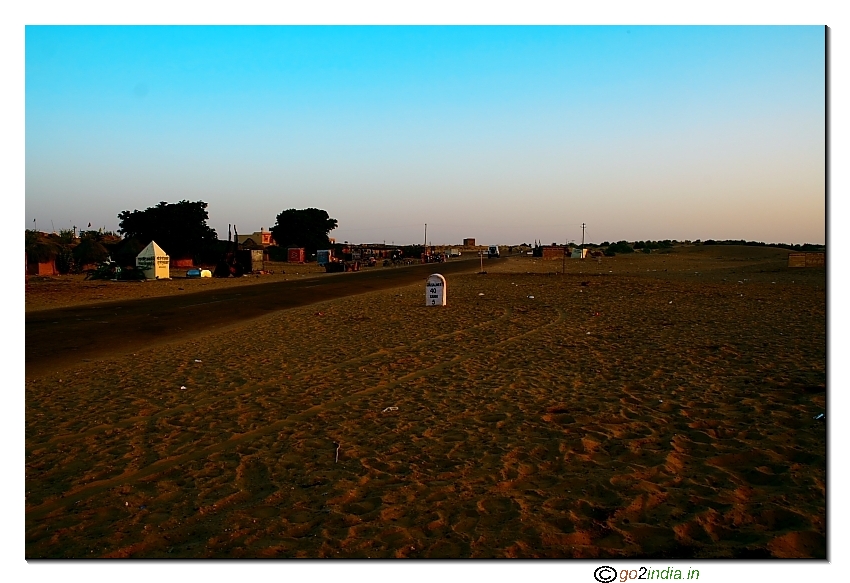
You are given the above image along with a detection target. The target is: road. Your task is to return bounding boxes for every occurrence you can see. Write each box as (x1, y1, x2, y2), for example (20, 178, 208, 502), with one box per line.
(26, 257, 500, 379)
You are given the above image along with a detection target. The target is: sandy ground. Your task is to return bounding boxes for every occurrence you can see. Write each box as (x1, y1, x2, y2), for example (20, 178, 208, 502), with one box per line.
(25, 246, 826, 558)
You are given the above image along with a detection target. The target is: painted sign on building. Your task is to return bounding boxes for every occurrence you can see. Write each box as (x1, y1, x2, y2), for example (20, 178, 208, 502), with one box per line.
(426, 273, 447, 306)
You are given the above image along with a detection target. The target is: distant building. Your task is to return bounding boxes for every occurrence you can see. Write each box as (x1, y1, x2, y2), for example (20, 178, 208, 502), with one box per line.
(463, 238, 476, 247)
(237, 228, 275, 247)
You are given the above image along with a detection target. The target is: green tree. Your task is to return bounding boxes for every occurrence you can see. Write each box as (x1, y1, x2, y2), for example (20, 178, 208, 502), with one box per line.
(117, 200, 218, 259)
(270, 208, 338, 256)
(604, 241, 634, 256)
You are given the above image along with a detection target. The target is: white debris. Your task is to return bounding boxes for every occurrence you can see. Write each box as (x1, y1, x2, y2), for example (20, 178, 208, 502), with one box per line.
(382, 406, 399, 413)
(180, 386, 187, 390)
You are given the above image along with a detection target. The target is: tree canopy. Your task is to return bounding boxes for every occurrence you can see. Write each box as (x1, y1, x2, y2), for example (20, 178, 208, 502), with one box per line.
(117, 200, 217, 259)
(604, 241, 635, 256)
(270, 208, 338, 255)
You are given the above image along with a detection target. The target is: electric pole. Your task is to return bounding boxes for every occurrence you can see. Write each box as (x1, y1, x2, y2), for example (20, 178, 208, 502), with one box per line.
(562, 238, 567, 274)
(581, 223, 586, 246)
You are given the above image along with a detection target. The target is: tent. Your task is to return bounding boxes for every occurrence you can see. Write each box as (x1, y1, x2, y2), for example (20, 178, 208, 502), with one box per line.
(136, 241, 170, 279)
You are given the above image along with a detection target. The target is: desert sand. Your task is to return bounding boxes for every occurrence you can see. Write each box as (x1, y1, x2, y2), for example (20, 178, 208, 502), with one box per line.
(25, 246, 826, 558)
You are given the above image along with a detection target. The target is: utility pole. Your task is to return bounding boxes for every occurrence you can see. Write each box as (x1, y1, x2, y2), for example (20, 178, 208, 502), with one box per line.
(581, 223, 586, 246)
(562, 238, 567, 275)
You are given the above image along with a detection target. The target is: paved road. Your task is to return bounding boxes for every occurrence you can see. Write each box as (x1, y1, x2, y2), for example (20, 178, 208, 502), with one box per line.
(26, 257, 500, 379)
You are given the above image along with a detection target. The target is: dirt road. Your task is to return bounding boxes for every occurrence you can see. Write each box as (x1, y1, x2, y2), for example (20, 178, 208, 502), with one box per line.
(26, 257, 498, 379)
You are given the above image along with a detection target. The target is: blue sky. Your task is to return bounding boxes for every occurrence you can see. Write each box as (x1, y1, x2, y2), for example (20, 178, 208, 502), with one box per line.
(25, 25, 825, 245)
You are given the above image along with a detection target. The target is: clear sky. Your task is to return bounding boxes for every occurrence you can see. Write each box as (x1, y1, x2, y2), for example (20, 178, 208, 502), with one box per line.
(25, 25, 825, 245)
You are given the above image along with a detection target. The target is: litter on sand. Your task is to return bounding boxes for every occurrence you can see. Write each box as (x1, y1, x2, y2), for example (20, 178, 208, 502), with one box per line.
(814, 413, 824, 420)
(382, 406, 399, 413)
(194, 359, 202, 363)
(527, 295, 535, 299)
(478, 293, 485, 296)
(180, 386, 187, 390)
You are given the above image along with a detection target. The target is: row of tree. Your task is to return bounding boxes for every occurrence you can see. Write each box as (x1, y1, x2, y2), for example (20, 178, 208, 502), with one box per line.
(117, 201, 340, 261)
(26, 201, 341, 272)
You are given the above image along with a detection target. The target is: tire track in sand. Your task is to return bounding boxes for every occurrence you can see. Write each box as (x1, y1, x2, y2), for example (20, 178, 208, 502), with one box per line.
(27, 306, 564, 521)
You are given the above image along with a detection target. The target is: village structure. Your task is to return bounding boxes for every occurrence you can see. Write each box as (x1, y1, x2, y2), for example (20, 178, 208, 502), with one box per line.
(24, 223, 827, 281)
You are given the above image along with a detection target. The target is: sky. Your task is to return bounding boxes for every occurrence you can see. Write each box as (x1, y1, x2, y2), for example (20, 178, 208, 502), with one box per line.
(24, 23, 825, 246)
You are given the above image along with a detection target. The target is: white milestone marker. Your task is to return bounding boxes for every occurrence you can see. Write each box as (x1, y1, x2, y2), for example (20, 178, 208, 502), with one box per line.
(426, 273, 447, 306)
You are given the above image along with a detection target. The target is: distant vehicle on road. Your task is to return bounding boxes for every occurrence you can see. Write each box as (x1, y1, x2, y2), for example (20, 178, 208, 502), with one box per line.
(448, 248, 461, 257)
(487, 245, 500, 258)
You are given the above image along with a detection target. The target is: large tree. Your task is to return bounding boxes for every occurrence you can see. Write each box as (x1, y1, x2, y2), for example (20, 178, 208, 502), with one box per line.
(271, 208, 338, 255)
(117, 200, 218, 259)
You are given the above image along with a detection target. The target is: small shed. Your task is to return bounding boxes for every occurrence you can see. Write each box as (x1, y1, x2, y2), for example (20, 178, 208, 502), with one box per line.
(136, 241, 170, 279)
(317, 249, 333, 266)
(26, 255, 57, 276)
(237, 249, 264, 272)
(288, 247, 306, 263)
(571, 248, 588, 259)
(463, 238, 476, 247)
